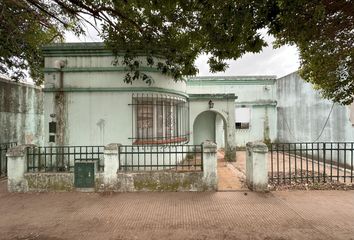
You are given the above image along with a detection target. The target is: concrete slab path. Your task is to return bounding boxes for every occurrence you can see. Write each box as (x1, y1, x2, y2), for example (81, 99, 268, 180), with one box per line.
(0, 180, 353, 240)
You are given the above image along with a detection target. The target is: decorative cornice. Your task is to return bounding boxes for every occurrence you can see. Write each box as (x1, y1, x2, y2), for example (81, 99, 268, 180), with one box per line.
(43, 87, 189, 98)
(189, 93, 237, 100)
(187, 76, 277, 85)
(42, 42, 165, 58)
(236, 100, 277, 106)
(43, 67, 161, 73)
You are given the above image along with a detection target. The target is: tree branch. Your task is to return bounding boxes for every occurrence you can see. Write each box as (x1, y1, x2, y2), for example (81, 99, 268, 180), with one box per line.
(24, 0, 69, 27)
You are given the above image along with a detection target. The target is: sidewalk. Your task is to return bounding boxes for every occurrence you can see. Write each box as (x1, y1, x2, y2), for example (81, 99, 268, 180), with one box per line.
(0, 180, 353, 240)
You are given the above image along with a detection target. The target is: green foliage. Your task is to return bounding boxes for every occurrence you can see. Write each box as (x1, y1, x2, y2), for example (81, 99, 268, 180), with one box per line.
(1, 0, 353, 104)
(0, 0, 82, 84)
(102, 0, 268, 81)
(267, 0, 353, 104)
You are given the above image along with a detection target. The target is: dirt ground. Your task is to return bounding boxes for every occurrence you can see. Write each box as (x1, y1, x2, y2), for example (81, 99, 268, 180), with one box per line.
(217, 150, 247, 191)
(0, 179, 354, 240)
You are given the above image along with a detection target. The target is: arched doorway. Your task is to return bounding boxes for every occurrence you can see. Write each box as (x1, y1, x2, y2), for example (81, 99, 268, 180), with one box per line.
(192, 110, 226, 149)
(193, 110, 245, 191)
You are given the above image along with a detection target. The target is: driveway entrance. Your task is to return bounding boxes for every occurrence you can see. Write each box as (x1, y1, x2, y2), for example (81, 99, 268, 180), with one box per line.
(217, 150, 248, 191)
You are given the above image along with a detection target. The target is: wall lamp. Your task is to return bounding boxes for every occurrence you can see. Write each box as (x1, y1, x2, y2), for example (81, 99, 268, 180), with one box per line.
(208, 100, 214, 109)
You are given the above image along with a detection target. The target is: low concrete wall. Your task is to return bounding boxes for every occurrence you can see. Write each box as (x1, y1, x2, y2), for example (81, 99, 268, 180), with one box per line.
(97, 172, 210, 192)
(25, 173, 74, 192)
(7, 141, 218, 192)
(17, 171, 209, 192)
(98, 141, 217, 192)
(21, 172, 104, 192)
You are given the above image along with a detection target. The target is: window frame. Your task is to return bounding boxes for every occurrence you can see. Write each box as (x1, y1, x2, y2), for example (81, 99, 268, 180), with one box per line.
(235, 106, 251, 130)
(131, 93, 189, 145)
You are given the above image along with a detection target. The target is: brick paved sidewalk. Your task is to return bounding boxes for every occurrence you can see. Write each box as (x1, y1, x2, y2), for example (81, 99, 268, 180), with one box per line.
(0, 180, 353, 240)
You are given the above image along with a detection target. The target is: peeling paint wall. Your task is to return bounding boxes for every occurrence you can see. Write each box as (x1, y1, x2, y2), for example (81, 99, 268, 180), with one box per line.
(0, 78, 43, 144)
(277, 72, 354, 142)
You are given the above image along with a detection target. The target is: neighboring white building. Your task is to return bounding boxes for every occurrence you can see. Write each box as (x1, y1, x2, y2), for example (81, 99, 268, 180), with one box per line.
(0, 77, 43, 145)
(277, 72, 354, 142)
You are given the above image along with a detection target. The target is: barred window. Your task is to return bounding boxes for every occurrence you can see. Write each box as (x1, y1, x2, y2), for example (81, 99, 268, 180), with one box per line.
(131, 93, 189, 144)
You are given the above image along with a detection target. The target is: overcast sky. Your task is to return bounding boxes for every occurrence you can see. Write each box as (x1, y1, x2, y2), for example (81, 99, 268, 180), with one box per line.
(65, 23, 300, 79)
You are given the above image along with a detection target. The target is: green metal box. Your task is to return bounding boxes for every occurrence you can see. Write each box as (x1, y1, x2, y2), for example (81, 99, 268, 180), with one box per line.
(74, 162, 95, 188)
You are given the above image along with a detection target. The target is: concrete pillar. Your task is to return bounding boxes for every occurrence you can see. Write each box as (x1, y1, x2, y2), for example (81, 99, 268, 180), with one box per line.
(103, 143, 120, 188)
(246, 141, 268, 192)
(7, 144, 35, 192)
(202, 140, 218, 190)
(225, 96, 236, 162)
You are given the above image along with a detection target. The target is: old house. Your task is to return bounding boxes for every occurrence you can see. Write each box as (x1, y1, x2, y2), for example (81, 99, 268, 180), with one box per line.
(41, 43, 238, 160)
(2, 43, 353, 191)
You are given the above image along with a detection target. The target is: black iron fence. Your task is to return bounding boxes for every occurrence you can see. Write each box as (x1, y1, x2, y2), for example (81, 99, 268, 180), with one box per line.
(27, 146, 105, 172)
(119, 145, 203, 171)
(270, 142, 354, 184)
(0, 142, 17, 177)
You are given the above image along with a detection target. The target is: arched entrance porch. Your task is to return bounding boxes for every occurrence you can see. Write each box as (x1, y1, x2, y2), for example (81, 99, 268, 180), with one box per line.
(192, 110, 226, 149)
(193, 110, 245, 191)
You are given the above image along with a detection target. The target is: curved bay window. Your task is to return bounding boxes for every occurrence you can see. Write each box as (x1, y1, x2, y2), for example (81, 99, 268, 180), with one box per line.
(131, 93, 190, 144)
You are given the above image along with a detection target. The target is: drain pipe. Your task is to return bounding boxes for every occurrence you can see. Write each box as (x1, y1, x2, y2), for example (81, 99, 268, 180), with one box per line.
(54, 60, 66, 146)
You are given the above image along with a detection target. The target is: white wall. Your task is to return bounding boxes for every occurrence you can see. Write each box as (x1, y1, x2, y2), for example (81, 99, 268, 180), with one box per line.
(277, 72, 354, 142)
(0, 78, 43, 145)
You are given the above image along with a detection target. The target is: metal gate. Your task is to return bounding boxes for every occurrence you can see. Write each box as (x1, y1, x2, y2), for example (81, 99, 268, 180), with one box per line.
(74, 162, 95, 188)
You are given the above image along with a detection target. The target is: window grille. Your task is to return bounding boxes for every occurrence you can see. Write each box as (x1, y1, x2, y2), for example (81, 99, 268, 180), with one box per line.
(130, 93, 190, 145)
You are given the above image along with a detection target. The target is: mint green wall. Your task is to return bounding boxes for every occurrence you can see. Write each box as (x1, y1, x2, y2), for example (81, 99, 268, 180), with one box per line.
(215, 114, 225, 148)
(187, 76, 276, 103)
(187, 76, 277, 147)
(193, 111, 216, 145)
(43, 44, 187, 146)
(42, 44, 274, 149)
(235, 106, 276, 146)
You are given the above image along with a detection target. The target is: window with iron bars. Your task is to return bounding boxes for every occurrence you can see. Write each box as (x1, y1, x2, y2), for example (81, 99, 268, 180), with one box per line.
(130, 93, 190, 145)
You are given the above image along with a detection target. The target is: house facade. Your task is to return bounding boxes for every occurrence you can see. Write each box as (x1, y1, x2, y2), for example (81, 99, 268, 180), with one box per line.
(43, 43, 190, 147)
(41, 43, 281, 159)
(42, 43, 240, 160)
(3, 43, 353, 192)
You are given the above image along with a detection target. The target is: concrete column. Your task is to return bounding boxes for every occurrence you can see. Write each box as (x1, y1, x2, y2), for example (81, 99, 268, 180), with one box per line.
(202, 140, 218, 190)
(225, 97, 236, 162)
(7, 144, 35, 192)
(103, 143, 120, 188)
(246, 141, 268, 192)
